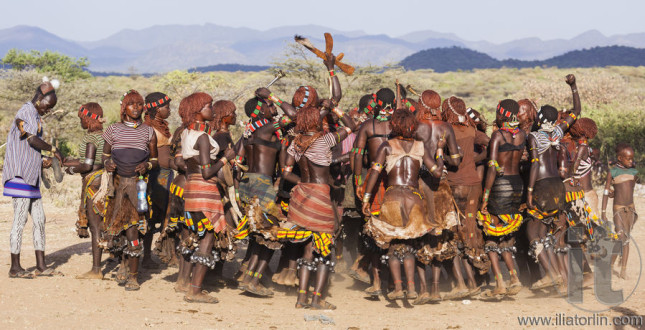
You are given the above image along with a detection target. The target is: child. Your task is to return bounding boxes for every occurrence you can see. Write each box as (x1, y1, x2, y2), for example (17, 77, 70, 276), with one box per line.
(601, 143, 638, 279)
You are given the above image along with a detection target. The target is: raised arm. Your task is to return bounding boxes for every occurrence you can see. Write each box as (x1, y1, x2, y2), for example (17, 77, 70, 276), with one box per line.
(257, 88, 298, 119)
(324, 54, 342, 105)
(559, 74, 580, 133)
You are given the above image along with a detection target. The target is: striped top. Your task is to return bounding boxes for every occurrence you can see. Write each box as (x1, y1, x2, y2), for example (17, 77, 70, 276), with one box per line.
(2, 102, 43, 187)
(78, 131, 104, 165)
(288, 132, 338, 166)
(530, 126, 563, 155)
(103, 122, 154, 177)
(103, 122, 154, 151)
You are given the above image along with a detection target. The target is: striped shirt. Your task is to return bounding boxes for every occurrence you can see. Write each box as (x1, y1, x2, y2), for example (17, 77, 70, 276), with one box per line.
(288, 132, 338, 166)
(78, 131, 105, 165)
(2, 102, 43, 187)
(103, 122, 154, 177)
(103, 122, 154, 152)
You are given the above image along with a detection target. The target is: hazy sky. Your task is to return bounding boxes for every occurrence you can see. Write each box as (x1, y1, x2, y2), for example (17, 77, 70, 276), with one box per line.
(3, 0, 643, 43)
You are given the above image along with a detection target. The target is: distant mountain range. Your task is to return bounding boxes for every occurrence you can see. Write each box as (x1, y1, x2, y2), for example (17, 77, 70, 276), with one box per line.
(400, 46, 645, 72)
(1, 25, 644, 73)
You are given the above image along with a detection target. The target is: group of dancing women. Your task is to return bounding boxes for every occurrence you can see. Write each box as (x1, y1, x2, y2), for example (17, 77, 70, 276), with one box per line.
(5, 53, 637, 310)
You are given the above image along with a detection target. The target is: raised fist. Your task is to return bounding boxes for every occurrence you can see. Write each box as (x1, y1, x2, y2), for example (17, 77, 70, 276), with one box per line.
(255, 87, 271, 99)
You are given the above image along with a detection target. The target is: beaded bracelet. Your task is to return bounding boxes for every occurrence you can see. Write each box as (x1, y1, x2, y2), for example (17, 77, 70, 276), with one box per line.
(371, 162, 383, 171)
(329, 70, 335, 77)
(201, 164, 211, 169)
(531, 158, 539, 163)
(483, 189, 491, 202)
(488, 159, 502, 172)
(569, 113, 577, 121)
(354, 175, 363, 186)
(268, 93, 283, 107)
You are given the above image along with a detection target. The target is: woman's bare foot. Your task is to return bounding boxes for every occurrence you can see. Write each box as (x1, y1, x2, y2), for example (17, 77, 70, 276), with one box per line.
(76, 268, 103, 280)
(283, 268, 298, 287)
(274, 267, 289, 285)
(174, 280, 189, 293)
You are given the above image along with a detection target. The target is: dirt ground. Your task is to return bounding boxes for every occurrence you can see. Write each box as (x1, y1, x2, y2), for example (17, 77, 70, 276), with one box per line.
(0, 193, 643, 330)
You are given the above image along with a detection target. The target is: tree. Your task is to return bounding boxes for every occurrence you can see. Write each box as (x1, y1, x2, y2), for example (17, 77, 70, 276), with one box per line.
(1, 49, 91, 81)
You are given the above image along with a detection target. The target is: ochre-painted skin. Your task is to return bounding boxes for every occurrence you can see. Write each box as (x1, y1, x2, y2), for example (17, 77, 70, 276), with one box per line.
(282, 110, 354, 309)
(101, 97, 159, 290)
(525, 74, 580, 288)
(361, 136, 443, 299)
(62, 116, 104, 279)
(183, 101, 234, 302)
(153, 104, 173, 169)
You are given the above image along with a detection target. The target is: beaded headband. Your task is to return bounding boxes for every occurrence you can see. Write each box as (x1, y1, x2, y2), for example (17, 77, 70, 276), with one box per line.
(296, 86, 310, 109)
(119, 90, 138, 105)
(144, 95, 170, 110)
(362, 93, 377, 115)
(79, 106, 103, 121)
(251, 100, 264, 118)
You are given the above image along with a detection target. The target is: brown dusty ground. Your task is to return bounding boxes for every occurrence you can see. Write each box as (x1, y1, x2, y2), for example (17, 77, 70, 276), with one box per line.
(0, 193, 643, 330)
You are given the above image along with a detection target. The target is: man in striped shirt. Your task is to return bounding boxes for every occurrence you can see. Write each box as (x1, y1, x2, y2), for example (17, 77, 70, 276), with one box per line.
(3, 79, 63, 278)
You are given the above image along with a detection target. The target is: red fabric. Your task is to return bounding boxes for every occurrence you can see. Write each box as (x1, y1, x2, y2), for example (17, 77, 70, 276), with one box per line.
(288, 183, 336, 233)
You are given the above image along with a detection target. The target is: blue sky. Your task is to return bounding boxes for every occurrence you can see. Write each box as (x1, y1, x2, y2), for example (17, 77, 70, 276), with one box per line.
(3, 0, 643, 42)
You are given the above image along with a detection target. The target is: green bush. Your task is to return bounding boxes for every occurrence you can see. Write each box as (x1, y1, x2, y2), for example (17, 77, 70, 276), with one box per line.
(2, 49, 91, 81)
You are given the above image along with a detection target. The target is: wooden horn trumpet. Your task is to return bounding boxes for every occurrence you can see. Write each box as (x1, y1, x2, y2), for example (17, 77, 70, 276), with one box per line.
(406, 85, 421, 97)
